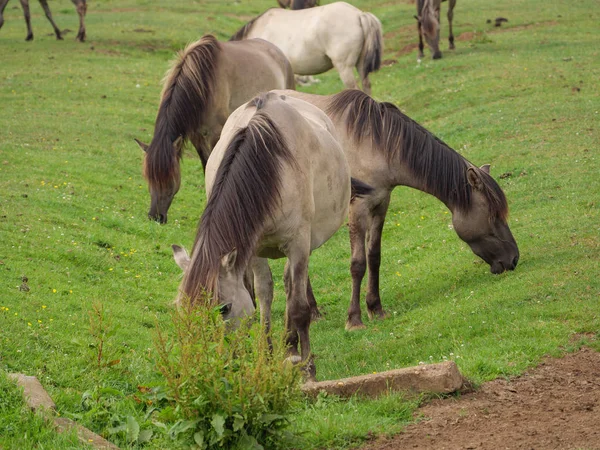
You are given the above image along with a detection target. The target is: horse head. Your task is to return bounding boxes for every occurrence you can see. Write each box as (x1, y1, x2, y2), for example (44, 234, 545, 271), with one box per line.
(416, 0, 442, 59)
(451, 165, 519, 274)
(172, 245, 255, 329)
(136, 137, 182, 224)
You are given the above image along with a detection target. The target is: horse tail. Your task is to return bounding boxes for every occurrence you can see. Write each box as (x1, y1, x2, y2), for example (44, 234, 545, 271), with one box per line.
(145, 35, 220, 186)
(358, 12, 383, 82)
(350, 177, 374, 202)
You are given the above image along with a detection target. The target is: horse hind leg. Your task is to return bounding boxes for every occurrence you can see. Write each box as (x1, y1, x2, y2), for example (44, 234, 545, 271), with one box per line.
(447, 0, 456, 50)
(334, 63, 359, 92)
(38, 0, 63, 40)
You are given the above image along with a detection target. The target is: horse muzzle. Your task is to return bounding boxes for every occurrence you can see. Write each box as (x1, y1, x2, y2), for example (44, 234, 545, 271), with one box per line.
(148, 212, 167, 224)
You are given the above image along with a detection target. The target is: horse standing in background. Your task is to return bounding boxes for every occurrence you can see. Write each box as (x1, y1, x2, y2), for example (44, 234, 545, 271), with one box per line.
(172, 92, 368, 379)
(416, 0, 457, 59)
(277, 0, 319, 9)
(134, 35, 295, 224)
(276, 89, 519, 330)
(231, 2, 382, 95)
(0, 0, 87, 41)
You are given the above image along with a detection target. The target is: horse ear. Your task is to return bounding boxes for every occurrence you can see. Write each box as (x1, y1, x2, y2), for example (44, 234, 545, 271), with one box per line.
(480, 164, 491, 174)
(134, 138, 149, 152)
(172, 244, 191, 271)
(173, 136, 183, 150)
(467, 167, 484, 191)
(221, 249, 237, 273)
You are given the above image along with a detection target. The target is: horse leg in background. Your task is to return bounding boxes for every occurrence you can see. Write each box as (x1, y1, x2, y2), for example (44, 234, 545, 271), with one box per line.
(37, 0, 63, 40)
(359, 69, 372, 97)
(252, 257, 274, 348)
(417, 18, 425, 59)
(365, 195, 390, 320)
(306, 275, 321, 321)
(447, 0, 456, 50)
(346, 200, 368, 330)
(72, 0, 86, 42)
(334, 63, 359, 91)
(0, 0, 9, 31)
(283, 261, 300, 358)
(17, 0, 34, 40)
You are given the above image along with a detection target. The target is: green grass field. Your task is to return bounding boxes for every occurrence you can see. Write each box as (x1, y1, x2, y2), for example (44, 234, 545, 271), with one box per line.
(1, 0, 598, 448)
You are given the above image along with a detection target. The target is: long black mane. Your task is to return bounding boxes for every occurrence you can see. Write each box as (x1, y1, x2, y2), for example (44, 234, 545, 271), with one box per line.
(181, 108, 295, 303)
(327, 89, 508, 219)
(144, 35, 220, 188)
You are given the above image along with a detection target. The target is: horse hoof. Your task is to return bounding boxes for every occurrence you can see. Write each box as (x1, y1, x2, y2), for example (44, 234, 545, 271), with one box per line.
(345, 320, 366, 331)
(367, 308, 389, 321)
(433, 52, 443, 60)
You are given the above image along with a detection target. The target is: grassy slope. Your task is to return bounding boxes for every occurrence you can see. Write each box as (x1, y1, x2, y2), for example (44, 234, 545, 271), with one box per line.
(0, 0, 598, 448)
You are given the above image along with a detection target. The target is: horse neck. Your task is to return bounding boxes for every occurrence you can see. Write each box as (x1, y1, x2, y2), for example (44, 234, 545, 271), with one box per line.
(387, 136, 471, 214)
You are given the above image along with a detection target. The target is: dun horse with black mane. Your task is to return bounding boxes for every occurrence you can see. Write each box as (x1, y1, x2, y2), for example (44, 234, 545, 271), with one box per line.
(277, 89, 519, 329)
(172, 92, 371, 379)
(0, 0, 87, 41)
(135, 35, 295, 224)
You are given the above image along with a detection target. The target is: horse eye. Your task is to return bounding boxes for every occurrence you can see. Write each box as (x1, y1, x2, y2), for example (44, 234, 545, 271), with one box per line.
(220, 303, 232, 315)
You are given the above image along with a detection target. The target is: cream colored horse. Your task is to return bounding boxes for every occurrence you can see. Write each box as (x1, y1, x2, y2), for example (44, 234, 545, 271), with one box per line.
(173, 92, 369, 379)
(230, 2, 383, 95)
(135, 35, 295, 224)
(276, 89, 519, 330)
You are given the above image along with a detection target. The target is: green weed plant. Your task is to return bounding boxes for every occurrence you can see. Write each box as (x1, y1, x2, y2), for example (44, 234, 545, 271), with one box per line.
(154, 295, 303, 449)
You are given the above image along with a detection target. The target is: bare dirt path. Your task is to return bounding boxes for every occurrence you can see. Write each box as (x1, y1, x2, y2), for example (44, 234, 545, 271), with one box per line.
(360, 347, 600, 450)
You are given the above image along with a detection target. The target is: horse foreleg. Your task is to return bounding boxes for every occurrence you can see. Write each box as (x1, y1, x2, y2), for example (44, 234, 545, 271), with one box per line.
(447, 0, 456, 50)
(346, 201, 368, 331)
(417, 20, 425, 59)
(252, 257, 274, 348)
(365, 195, 390, 320)
(72, 0, 86, 42)
(17, 0, 34, 40)
(285, 244, 314, 379)
(37, 0, 63, 40)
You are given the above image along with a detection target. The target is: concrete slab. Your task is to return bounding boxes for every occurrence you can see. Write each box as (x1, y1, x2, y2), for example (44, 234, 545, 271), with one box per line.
(7, 373, 56, 411)
(54, 417, 120, 450)
(302, 361, 465, 398)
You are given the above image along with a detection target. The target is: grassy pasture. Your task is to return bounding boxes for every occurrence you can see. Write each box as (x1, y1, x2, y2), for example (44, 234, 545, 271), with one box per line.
(1, 0, 599, 448)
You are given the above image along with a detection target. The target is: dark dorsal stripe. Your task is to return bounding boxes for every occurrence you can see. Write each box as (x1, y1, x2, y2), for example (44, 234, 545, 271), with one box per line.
(230, 9, 273, 41)
(327, 89, 508, 219)
(144, 35, 220, 188)
(181, 110, 295, 304)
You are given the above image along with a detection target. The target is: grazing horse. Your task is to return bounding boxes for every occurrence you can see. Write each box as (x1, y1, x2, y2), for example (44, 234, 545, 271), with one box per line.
(230, 2, 383, 95)
(0, 0, 87, 41)
(172, 92, 363, 379)
(277, 0, 319, 9)
(416, 0, 456, 59)
(276, 89, 519, 330)
(134, 35, 295, 224)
